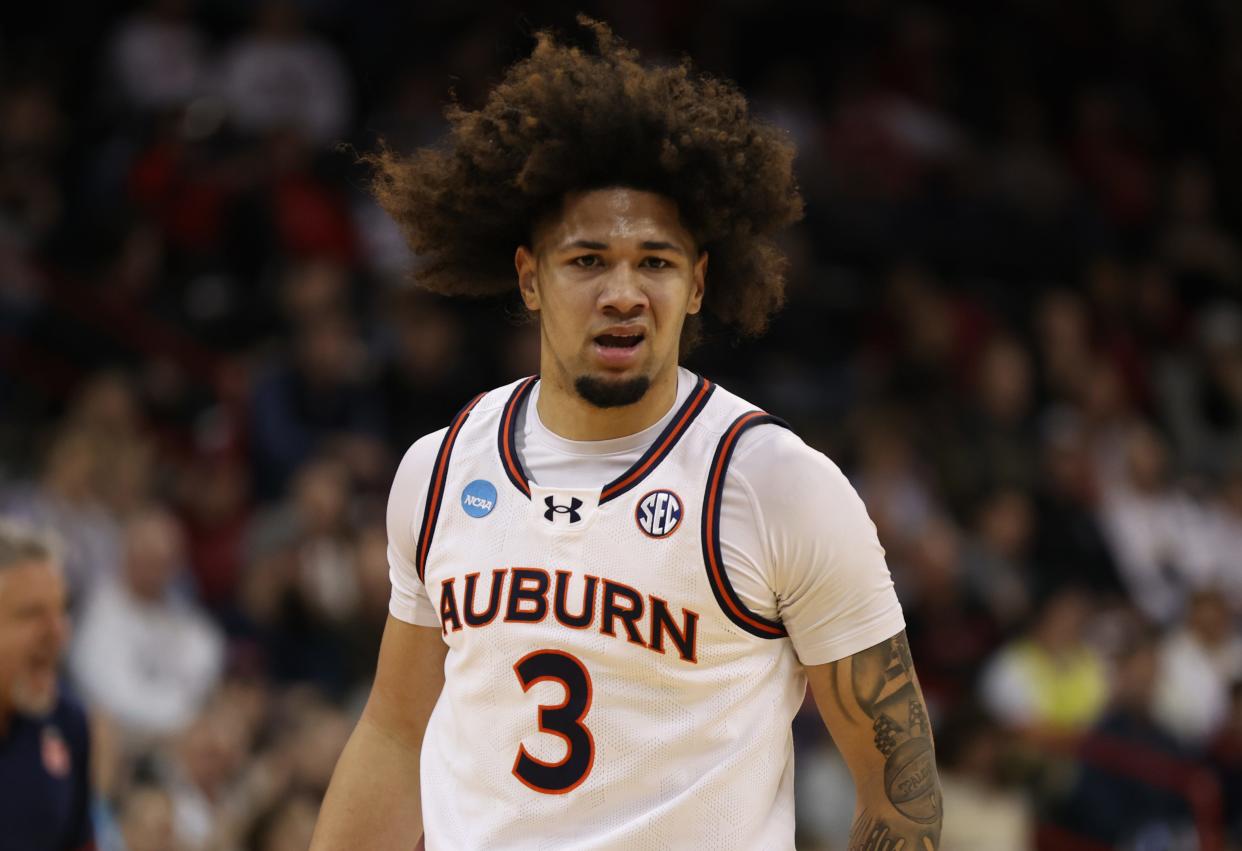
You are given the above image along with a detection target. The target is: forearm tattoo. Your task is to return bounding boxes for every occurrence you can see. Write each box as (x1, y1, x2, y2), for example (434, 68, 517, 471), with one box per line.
(848, 813, 937, 851)
(836, 631, 942, 850)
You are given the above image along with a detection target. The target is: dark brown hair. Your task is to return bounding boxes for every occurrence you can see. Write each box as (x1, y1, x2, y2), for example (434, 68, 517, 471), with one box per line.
(369, 17, 803, 340)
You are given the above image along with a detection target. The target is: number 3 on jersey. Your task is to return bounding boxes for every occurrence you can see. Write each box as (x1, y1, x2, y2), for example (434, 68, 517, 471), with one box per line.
(512, 649, 595, 794)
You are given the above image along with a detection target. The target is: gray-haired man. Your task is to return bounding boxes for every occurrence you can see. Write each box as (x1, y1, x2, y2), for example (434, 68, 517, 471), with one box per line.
(0, 522, 94, 851)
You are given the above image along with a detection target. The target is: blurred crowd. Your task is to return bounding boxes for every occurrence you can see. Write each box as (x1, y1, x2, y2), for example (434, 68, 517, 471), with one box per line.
(3, 0, 1242, 849)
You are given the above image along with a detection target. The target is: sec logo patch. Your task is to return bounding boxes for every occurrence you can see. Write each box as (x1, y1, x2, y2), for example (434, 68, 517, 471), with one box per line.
(635, 489, 682, 538)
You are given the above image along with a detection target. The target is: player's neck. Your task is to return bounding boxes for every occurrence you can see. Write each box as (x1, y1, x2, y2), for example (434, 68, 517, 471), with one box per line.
(536, 367, 679, 441)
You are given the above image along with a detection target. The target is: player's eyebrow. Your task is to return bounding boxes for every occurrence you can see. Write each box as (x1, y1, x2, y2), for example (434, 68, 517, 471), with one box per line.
(640, 240, 687, 256)
(563, 239, 609, 251)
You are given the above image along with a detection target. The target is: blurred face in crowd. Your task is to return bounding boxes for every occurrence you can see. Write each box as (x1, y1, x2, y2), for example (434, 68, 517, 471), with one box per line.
(977, 337, 1033, 423)
(516, 188, 706, 411)
(296, 314, 358, 387)
(1033, 589, 1091, 653)
(294, 460, 349, 533)
(1111, 640, 1158, 711)
(123, 511, 184, 602)
(179, 709, 248, 795)
(119, 785, 176, 851)
(977, 489, 1034, 557)
(1123, 424, 1169, 493)
(0, 560, 68, 718)
(1187, 591, 1231, 646)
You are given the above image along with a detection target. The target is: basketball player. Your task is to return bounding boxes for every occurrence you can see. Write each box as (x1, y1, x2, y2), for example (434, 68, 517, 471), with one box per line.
(312, 19, 941, 851)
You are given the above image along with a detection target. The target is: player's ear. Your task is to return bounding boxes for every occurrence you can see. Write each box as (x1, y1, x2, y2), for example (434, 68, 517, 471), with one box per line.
(687, 250, 707, 315)
(515, 245, 540, 311)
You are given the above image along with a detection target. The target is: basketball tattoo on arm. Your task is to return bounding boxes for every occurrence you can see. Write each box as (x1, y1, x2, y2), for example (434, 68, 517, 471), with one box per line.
(832, 631, 942, 851)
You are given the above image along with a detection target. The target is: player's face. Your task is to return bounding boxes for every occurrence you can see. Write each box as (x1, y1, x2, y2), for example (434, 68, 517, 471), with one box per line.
(0, 561, 68, 715)
(516, 188, 705, 407)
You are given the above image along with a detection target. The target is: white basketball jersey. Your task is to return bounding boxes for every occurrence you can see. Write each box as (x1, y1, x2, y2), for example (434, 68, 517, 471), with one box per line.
(416, 375, 806, 850)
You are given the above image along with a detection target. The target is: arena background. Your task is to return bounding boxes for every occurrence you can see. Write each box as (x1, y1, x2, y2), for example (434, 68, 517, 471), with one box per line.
(3, 1, 1242, 848)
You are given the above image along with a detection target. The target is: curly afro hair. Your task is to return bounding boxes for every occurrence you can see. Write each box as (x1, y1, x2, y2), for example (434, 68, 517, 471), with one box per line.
(369, 17, 804, 341)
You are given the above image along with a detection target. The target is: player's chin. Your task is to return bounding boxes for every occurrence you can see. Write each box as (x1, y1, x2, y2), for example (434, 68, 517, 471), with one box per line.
(574, 371, 652, 409)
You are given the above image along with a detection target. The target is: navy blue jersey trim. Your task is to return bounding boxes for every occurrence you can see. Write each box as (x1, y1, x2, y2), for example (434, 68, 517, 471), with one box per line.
(497, 377, 538, 499)
(599, 376, 714, 504)
(415, 392, 486, 583)
(701, 411, 791, 639)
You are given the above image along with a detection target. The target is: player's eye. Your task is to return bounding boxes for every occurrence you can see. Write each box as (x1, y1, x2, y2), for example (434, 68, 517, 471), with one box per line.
(641, 257, 671, 269)
(572, 255, 602, 268)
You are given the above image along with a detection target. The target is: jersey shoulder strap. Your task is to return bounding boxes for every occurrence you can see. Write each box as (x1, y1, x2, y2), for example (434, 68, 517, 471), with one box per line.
(412, 384, 517, 582)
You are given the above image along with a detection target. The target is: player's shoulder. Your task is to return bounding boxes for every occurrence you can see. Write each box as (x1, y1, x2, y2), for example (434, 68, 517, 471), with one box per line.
(703, 377, 851, 491)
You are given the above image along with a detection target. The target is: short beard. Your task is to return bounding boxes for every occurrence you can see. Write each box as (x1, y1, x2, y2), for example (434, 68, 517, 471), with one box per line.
(574, 375, 651, 408)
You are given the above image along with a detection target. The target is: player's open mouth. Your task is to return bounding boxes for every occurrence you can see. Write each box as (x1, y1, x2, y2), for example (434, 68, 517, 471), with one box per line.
(594, 332, 645, 349)
(592, 330, 645, 366)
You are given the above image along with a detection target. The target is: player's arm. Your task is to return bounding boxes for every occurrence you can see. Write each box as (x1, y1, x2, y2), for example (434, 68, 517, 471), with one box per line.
(730, 427, 938, 846)
(805, 630, 942, 851)
(310, 614, 446, 850)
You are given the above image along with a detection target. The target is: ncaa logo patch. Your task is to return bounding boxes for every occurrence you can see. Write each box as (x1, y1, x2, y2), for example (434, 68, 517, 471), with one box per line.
(635, 489, 682, 538)
(461, 479, 497, 518)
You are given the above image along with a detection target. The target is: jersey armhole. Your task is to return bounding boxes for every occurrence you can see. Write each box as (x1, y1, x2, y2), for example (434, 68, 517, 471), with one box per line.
(700, 411, 791, 639)
(413, 392, 487, 583)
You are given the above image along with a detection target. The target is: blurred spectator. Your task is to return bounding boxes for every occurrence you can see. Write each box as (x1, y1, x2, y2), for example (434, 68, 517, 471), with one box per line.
(1033, 290, 1095, 406)
(899, 515, 999, 716)
(242, 456, 359, 691)
(248, 312, 384, 499)
(377, 293, 473, 448)
(108, 0, 207, 113)
(936, 705, 1034, 850)
(65, 371, 156, 519)
(851, 413, 936, 553)
(3, 428, 121, 603)
(70, 508, 224, 740)
(159, 699, 251, 849)
(1206, 469, 1242, 613)
(0, 82, 65, 247)
(1211, 682, 1242, 846)
(1153, 589, 1242, 746)
(979, 587, 1109, 739)
(1069, 91, 1156, 229)
(177, 454, 251, 611)
(339, 522, 391, 687)
(1158, 303, 1242, 477)
(1158, 161, 1241, 292)
(0, 522, 93, 851)
(961, 486, 1035, 629)
(110, 783, 177, 851)
(216, 0, 351, 144)
(1100, 422, 1218, 622)
(1030, 408, 1123, 599)
(1059, 630, 1197, 847)
(954, 335, 1039, 500)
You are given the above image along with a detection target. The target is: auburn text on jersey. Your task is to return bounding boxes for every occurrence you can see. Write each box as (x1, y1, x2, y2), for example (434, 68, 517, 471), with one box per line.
(438, 567, 700, 664)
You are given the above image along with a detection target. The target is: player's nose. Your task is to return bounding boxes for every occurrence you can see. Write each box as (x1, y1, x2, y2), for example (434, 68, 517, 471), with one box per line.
(597, 263, 648, 316)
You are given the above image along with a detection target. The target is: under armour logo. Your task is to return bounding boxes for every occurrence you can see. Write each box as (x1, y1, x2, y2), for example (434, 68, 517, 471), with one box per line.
(544, 495, 583, 524)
